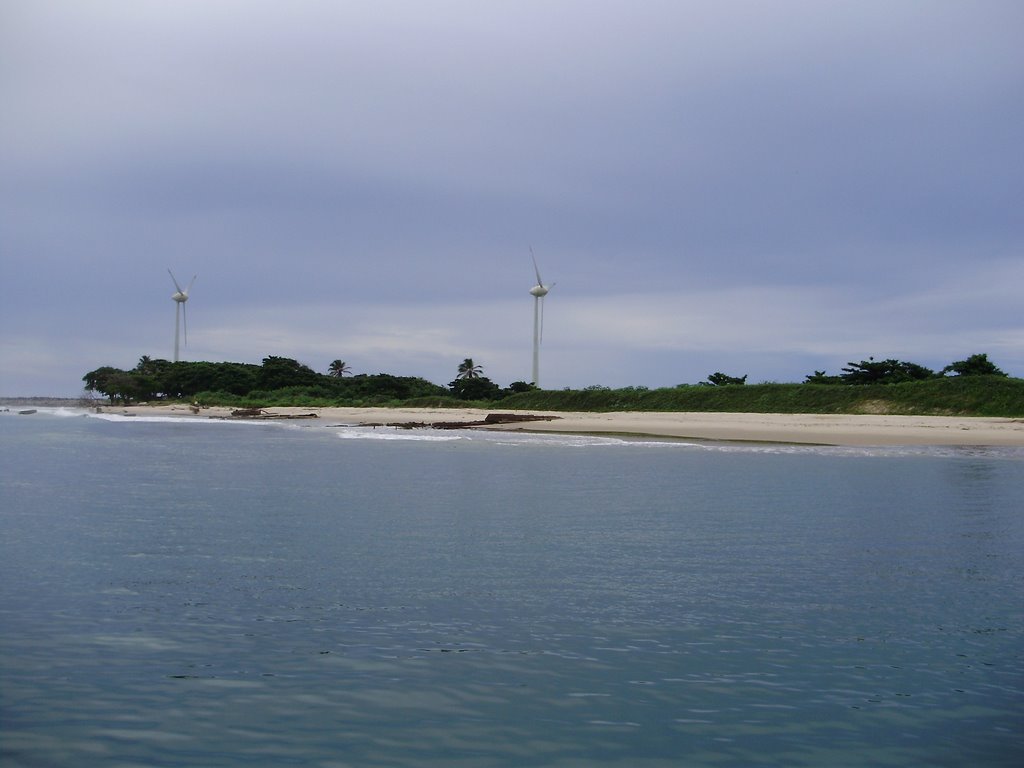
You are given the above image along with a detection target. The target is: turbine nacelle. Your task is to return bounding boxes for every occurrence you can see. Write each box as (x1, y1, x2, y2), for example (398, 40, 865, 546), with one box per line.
(529, 246, 552, 297)
(169, 270, 196, 303)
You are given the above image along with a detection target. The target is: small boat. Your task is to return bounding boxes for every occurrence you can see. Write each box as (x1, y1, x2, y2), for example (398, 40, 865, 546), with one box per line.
(18, 409, 37, 415)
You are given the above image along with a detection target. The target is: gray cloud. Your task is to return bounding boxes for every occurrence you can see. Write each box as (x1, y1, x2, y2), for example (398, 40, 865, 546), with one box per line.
(2, 1, 1022, 395)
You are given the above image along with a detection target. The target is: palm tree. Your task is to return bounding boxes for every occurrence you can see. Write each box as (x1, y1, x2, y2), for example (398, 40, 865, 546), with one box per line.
(328, 359, 352, 378)
(457, 358, 483, 379)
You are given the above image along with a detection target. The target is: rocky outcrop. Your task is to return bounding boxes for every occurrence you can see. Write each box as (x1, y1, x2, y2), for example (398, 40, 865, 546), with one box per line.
(361, 413, 559, 430)
(229, 408, 319, 420)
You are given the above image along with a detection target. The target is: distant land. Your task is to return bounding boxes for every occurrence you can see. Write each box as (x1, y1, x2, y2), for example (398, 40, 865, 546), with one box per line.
(7, 353, 1022, 418)
(1, 397, 90, 408)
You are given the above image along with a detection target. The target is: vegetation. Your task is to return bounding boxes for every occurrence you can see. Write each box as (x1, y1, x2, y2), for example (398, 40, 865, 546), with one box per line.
(816, 354, 1008, 385)
(839, 357, 936, 384)
(941, 353, 1007, 378)
(81, 352, 1023, 417)
(449, 376, 501, 401)
(83, 356, 448, 407)
(327, 359, 352, 377)
(704, 372, 748, 386)
(446, 358, 526, 402)
(456, 358, 483, 379)
(499, 376, 1024, 417)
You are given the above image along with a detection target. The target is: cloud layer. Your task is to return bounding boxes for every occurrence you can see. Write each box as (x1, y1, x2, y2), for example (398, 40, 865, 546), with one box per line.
(2, 1, 1022, 394)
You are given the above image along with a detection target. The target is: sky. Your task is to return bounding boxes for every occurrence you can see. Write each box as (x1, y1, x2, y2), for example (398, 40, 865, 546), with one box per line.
(1, 0, 1022, 397)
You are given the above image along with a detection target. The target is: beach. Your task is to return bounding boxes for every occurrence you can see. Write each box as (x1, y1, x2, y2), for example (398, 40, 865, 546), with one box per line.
(107, 404, 1024, 446)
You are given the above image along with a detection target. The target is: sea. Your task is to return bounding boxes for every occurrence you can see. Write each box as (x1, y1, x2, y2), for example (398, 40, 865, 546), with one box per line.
(1, 407, 1022, 767)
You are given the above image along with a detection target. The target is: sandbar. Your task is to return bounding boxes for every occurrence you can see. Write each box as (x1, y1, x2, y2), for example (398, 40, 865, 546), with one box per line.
(106, 405, 1024, 446)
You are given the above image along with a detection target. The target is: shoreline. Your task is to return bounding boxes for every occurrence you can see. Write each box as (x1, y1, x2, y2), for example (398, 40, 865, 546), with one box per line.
(92, 404, 1024, 447)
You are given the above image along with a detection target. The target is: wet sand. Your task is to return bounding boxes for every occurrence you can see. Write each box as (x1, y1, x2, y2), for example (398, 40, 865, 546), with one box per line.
(109, 404, 1024, 446)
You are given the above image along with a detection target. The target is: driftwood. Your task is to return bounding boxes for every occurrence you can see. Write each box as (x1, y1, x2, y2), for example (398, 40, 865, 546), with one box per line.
(229, 408, 319, 420)
(360, 413, 559, 430)
(225, 410, 555, 427)
(231, 407, 265, 417)
(482, 413, 557, 424)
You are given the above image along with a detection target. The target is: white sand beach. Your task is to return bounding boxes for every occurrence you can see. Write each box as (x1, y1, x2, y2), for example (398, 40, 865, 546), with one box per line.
(108, 405, 1024, 447)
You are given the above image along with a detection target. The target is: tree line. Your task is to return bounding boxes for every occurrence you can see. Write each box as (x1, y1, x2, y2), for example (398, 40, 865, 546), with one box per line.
(707, 353, 1007, 387)
(83, 352, 1008, 405)
(82, 355, 534, 405)
(83, 356, 447, 405)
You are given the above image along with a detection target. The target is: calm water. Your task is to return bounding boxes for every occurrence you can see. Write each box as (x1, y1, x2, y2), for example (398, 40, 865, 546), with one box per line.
(1, 409, 1022, 767)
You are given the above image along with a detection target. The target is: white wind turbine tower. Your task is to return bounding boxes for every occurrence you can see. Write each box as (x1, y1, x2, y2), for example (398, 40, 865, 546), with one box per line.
(529, 248, 554, 386)
(168, 269, 196, 362)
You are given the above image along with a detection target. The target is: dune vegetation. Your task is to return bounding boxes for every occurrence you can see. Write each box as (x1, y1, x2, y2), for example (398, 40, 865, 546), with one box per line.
(80, 353, 1024, 417)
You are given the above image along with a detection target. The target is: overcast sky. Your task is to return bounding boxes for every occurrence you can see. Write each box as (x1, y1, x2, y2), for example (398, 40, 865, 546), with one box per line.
(2, 1, 1022, 397)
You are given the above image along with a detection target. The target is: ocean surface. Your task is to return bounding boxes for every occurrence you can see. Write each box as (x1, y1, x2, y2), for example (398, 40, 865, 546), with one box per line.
(1, 408, 1022, 767)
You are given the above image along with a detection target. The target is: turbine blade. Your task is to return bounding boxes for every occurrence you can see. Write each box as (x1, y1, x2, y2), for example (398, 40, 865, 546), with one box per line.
(182, 303, 188, 348)
(186, 274, 197, 294)
(530, 246, 543, 286)
(168, 269, 184, 293)
(539, 296, 544, 343)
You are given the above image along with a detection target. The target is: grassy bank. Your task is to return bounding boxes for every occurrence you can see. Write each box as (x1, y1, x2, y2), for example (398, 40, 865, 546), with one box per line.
(495, 376, 1024, 417)
(188, 376, 1024, 418)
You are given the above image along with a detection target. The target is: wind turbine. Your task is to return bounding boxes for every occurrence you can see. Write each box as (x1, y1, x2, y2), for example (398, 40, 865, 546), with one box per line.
(529, 248, 553, 386)
(168, 269, 196, 362)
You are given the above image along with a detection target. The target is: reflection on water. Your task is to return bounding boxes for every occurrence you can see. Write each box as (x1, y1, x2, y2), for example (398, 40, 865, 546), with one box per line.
(1, 411, 1022, 766)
